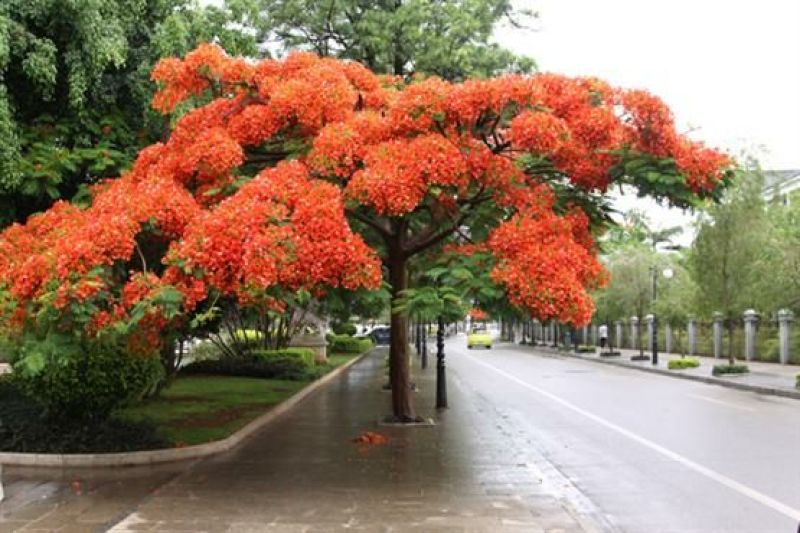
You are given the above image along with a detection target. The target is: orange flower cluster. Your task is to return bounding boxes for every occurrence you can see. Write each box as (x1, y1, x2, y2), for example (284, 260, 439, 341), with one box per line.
(488, 207, 607, 325)
(0, 172, 200, 352)
(347, 135, 469, 215)
(0, 47, 389, 349)
(469, 308, 489, 321)
(352, 431, 390, 445)
(166, 161, 381, 305)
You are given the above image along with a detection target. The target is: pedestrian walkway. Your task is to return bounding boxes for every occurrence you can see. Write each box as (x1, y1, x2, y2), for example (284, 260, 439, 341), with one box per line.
(1, 349, 595, 532)
(530, 343, 800, 399)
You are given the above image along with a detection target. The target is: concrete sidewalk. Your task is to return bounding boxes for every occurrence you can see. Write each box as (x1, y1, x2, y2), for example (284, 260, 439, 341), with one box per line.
(528, 343, 800, 399)
(1, 349, 597, 532)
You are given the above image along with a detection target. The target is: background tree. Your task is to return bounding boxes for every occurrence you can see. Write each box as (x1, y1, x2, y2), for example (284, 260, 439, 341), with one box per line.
(690, 167, 769, 365)
(758, 191, 800, 315)
(652, 256, 696, 354)
(0, 0, 267, 226)
(602, 209, 683, 252)
(595, 209, 685, 350)
(598, 245, 655, 353)
(263, 0, 536, 79)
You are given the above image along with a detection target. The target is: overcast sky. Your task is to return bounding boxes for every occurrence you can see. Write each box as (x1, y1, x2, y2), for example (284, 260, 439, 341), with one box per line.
(495, 0, 800, 237)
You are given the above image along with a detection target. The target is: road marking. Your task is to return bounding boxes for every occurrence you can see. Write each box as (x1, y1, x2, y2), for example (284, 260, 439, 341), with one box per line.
(688, 393, 756, 412)
(465, 353, 800, 522)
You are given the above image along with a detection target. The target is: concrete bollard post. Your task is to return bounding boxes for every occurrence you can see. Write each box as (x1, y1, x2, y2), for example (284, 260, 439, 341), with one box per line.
(665, 323, 673, 354)
(712, 312, 724, 359)
(289, 332, 328, 364)
(645, 314, 654, 353)
(743, 309, 759, 361)
(687, 317, 697, 356)
(630, 316, 639, 350)
(778, 309, 794, 364)
(615, 320, 623, 350)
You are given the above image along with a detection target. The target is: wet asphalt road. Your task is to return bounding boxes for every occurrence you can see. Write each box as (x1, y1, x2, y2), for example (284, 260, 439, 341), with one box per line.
(447, 336, 800, 533)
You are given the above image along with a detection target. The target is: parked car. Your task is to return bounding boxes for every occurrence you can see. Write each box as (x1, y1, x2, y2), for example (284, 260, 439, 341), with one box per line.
(467, 325, 492, 349)
(369, 326, 391, 346)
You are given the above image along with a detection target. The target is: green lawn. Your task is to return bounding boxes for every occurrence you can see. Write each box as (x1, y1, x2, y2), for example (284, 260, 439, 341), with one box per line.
(121, 352, 360, 446)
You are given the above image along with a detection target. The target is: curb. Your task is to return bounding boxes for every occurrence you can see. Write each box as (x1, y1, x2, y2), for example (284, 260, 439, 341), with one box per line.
(0, 350, 374, 468)
(530, 347, 800, 401)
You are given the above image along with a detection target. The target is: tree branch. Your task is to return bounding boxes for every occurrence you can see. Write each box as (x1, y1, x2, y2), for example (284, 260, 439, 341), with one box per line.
(346, 208, 392, 238)
(404, 181, 497, 256)
(404, 213, 467, 257)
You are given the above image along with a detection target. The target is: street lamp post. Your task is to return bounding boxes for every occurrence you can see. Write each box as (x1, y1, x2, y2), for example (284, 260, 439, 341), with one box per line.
(651, 266, 674, 366)
(436, 315, 447, 409)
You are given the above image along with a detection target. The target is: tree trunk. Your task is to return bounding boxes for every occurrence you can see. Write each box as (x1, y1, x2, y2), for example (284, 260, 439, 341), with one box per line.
(388, 251, 417, 422)
(638, 320, 644, 358)
(728, 319, 735, 367)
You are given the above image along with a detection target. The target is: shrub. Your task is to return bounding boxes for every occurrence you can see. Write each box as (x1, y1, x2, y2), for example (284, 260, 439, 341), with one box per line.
(668, 357, 700, 370)
(12, 340, 165, 422)
(254, 347, 315, 367)
(181, 348, 314, 381)
(0, 379, 169, 453)
(795, 373, 800, 389)
(712, 364, 749, 376)
(332, 322, 358, 336)
(329, 334, 373, 354)
(189, 341, 224, 361)
(229, 329, 266, 354)
(575, 345, 596, 353)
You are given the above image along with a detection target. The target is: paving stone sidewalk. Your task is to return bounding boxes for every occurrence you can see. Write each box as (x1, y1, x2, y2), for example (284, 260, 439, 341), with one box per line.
(1, 349, 598, 532)
(529, 344, 800, 399)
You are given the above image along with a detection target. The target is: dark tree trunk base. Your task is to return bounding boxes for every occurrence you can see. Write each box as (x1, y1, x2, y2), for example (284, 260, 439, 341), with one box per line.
(379, 415, 435, 426)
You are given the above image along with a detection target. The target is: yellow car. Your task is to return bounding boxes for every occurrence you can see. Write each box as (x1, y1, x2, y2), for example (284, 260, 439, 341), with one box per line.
(467, 327, 492, 349)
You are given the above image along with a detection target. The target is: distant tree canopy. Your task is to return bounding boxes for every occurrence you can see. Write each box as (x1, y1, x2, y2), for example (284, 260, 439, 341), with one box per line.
(593, 165, 800, 335)
(0, 0, 267, 226)
(690, 168, 768, 321)
(263, 0, 536, 79)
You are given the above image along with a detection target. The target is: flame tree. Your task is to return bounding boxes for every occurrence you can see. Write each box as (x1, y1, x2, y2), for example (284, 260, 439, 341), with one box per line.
(0, 45, 732, 421)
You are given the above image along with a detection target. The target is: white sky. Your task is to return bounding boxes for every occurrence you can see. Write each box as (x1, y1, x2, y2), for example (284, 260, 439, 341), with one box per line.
(495, 0, 800, 238)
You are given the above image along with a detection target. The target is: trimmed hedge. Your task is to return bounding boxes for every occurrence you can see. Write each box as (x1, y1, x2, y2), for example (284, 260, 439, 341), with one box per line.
(712, 364, 750, 376)
(254, 347, 315, 365)
(332, 322, 357, 336)
(181, 358, 307, 381)
(667, 357, 700, 370)
(329, 334, 373, 354)
(181, 348, 315, 381)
